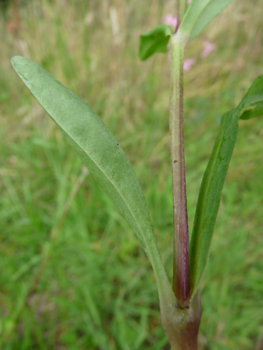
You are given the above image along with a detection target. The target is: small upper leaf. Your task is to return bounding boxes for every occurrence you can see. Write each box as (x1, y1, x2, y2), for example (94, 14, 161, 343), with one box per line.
(179, 0, 234, 42)
(239, 75, 263, 120)
(139, 25, 173, 61)
(189, 75, 263, 297)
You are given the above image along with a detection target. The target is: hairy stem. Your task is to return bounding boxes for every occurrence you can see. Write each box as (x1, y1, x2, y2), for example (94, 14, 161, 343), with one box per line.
(169, 33, 190, 306)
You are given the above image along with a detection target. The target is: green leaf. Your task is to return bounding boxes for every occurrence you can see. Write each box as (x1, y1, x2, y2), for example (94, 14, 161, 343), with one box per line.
(189, 75, 263, 297)
(139, 25, 173, 61)
(11, 57, 173, 302)
(239, 75, 263, 120)
(179, 0, 234, 42)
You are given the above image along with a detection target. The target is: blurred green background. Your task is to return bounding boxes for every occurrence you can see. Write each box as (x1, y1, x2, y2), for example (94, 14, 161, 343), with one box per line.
(1, 1, 263, 349)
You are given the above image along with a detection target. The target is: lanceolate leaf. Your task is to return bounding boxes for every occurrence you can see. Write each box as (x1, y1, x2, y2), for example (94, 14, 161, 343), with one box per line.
(139, 25, 173, 61)
(11, 57, 173, 303)
(179, 0, 234, 42)
(189, 75, 263, 297)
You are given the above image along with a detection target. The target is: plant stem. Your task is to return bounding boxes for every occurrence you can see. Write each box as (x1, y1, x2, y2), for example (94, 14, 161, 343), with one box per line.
(169, 32, 190, 306)
(161, 289, 202, 350)
(162, 26, 202, 350)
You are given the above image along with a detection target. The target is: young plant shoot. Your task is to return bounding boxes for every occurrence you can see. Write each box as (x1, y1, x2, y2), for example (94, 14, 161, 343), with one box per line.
(11, 0, 263, 348)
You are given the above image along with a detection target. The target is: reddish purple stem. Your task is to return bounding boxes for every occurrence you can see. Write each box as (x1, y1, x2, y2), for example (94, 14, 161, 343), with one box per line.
(169, 34, 190, 306)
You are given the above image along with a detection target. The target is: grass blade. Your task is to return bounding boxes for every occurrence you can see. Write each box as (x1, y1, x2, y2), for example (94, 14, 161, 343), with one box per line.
(189, 75, 263, 296)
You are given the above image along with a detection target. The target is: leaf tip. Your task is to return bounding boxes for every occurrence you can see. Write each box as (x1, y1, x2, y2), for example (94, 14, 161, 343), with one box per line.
(11, 55, 22, 66)
(11, 55, 28, 75)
